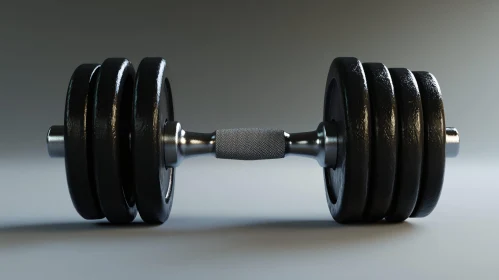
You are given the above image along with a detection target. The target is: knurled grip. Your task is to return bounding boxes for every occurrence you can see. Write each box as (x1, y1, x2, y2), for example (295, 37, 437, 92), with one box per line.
(215, 128, 285, 160)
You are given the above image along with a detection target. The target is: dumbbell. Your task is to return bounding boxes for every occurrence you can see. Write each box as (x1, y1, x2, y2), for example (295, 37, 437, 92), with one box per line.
(46, 57, 460, 225)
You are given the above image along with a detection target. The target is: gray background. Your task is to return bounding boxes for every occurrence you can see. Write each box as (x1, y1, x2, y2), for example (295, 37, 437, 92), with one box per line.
(0, 1, 497, 279)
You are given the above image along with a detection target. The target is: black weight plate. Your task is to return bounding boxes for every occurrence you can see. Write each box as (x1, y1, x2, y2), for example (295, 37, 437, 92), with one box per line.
(133, 57, 175, 224)
(64, 64, 104, 220)
(385, 68, 424, 222)
(93, 58, 137, 224)
(362, 63, 398, 222)
(410, 71, 446, 217)
(323, 57, 370, 223)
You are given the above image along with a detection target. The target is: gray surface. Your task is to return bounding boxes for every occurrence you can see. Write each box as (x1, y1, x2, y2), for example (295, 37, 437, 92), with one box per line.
(0, 159, 497, 279)
(0, 1, 498, 279)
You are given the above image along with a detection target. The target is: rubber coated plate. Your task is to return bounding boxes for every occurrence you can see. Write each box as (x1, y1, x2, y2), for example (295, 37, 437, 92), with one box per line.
(385, 68, 424, 222)
(362, 63, 398, 222)
(64, 64, 104, 220)
(410, 72, 446, 217)
(323, 57, 370, 223)
(93, 58, 137, 224)
(133, 57, 175, 224)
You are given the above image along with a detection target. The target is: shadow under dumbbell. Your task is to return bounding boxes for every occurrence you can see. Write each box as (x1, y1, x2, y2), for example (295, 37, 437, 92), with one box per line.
(0, 217, 418, 253)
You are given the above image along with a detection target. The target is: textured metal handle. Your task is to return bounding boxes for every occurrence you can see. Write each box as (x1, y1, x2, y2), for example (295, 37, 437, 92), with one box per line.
(215, 128, 286, 160)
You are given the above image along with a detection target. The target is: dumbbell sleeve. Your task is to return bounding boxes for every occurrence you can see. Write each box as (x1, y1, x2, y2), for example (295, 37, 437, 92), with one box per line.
(215, 128, 286, 160)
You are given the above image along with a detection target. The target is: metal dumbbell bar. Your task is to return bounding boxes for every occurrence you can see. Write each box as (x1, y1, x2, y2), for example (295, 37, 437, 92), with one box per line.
(47, 57, 460, 224)
(49, 123, 459, 166)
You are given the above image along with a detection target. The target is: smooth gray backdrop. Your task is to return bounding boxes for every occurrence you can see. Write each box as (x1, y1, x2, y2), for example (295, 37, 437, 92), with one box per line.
(0, 1, 497, 279)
